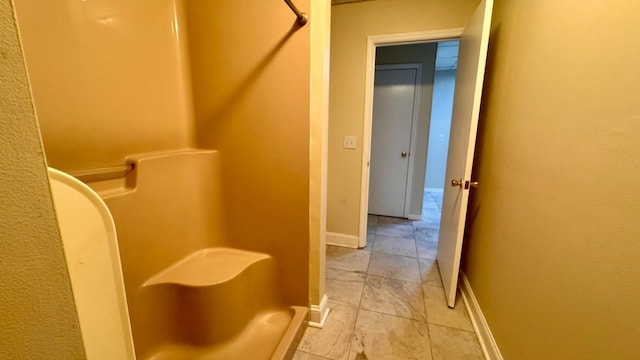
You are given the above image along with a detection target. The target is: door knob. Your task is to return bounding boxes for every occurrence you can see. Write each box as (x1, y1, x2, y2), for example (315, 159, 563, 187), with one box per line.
(451, 179, 463, 188)
(401, 152, 407, 158)
(465, 181, 479, 189)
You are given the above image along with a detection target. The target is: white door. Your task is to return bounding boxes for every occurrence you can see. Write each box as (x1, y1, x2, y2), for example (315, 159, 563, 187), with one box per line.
(437, 0, 494, 308)
(368, 65, 421, 217)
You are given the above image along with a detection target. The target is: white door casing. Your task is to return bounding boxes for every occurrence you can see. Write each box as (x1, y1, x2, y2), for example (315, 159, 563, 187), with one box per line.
(437, 0, 494, 308)
(368, 64, 422, 218)
(359, 29, 463, 248)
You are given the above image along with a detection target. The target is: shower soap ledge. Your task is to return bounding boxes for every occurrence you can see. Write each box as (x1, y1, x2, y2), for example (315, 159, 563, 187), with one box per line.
(143, 247, 270, 287)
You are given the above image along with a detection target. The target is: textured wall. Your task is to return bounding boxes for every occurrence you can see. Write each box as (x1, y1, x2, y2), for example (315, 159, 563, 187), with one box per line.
(462, 1, 640, 359)
(0, 0, 85, 358)
(328, 0, 479, 236)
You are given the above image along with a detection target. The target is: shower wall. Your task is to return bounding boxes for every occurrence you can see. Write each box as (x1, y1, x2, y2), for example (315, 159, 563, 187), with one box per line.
(184, 0, 311, 305)
(14, 0, 193, 171)
(15, 0, 312, 307)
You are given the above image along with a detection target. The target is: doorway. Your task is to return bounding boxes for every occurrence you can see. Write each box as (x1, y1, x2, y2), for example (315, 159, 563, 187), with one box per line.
(422, 39, 459, 224)
(360, 0, 493, 307)
(357, 29, 463, 248)
(368, 40, 459, 226)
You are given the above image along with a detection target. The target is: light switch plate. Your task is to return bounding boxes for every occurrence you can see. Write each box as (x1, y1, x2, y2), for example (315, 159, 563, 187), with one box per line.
(343, 135, 356, 149)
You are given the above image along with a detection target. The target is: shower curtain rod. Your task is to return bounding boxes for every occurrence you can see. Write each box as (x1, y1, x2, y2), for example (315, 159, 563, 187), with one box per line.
(284, 0, 308, 25)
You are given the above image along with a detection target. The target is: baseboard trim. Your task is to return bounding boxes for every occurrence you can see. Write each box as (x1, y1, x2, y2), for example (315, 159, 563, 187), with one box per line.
(407, 214, 422, 220)
(308, 294, 330, 328)
(326, 232, 359, 248)
(459, 272, 503, 360)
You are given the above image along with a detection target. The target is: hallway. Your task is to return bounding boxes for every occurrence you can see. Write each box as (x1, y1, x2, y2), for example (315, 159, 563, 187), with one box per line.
(295, 191, 484, 359)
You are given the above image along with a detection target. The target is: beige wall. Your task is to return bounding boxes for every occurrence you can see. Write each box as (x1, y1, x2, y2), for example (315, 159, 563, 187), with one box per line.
(184, 0, 311, 305)
(13, 0, 192, 171)
(462, 1, 640, 359)
(0, 0, 85, 358)
(375, 43, 437, 217)
(328, 0, 479, 236)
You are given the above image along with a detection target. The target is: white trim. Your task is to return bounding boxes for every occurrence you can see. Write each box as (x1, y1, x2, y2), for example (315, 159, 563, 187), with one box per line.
(368, 29, 464, 46)
(407, 214, 422, 221)
(358, 28, 464, 250)
(308, 294, 330, 328)
(326, 232, 359, 248)
(424, 187, 444, 193)
(459, 272, 504, 360)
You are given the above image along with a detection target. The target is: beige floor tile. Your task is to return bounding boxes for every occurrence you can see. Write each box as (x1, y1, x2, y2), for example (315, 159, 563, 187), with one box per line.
(419, 259, 442, 287)
(416, 239, 438, 260)
(376, 223, 414, 238)
(326, 267, 366, 306)
(367, 252, 421, 282)
(349, 309, 432, 360)
(428, 324, 484, 360)
(372, 235, 417, 257)
(376, 216, 411, 224)
(367, 219, 377, 235)
(319, 208, 482, 360)
(360, 275, 426, 321)
(361, 233, 375, 251)
(413, 213, 441, 229)
(326, 246, 371, 273)
(298, 302, 358, 360)
(413, 220, 440, 229)
(423, 285, 474, 331)
(414, 227, 439, 242)
(422, 203, 439, 211)
(293, 351, 332, 360)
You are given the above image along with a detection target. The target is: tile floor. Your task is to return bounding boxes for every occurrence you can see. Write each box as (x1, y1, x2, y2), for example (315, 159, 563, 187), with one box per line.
(294, 190, 485, 360)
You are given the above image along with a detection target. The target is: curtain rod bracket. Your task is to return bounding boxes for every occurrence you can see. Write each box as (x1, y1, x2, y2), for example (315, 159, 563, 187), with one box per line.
(284, 0, 308, 26)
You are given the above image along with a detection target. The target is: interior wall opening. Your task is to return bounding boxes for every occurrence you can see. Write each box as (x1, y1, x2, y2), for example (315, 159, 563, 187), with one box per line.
(367, 40, 460, 242)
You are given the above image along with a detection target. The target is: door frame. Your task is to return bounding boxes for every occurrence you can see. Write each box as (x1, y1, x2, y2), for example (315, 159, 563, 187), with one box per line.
(358, 29, 463, 248)
(370, 63, 423, 219)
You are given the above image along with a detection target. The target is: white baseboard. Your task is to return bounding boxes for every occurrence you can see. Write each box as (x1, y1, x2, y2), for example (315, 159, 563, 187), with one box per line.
(407, 214, 422, 220)
(459, 272, 503, 360)
(308, 294, 330, 328)
(326, 232, 359, 248)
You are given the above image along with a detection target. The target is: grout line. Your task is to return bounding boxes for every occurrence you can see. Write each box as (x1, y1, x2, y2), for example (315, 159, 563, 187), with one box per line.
(363, 272, 422, 285)
(365, 274, 421, 284)
(357, 273, 368, 310)
(427, 322, 479, 334)
(294, 350, 332, 359)
(401, 214, 435, 360)
(367, 251, 421, 261)
(325, 264, 370, 272)
(357, 307, 428, 324)
(348, 279, 366, 359)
